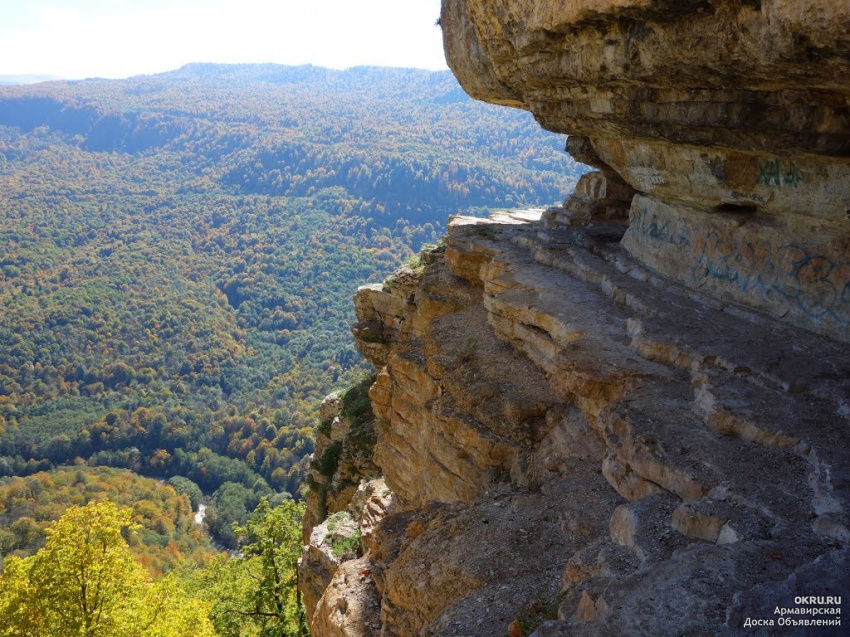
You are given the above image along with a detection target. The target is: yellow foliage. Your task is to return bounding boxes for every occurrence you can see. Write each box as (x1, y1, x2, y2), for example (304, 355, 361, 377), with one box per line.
(0, 500, 215, 637)
(0, 467, 212, 576)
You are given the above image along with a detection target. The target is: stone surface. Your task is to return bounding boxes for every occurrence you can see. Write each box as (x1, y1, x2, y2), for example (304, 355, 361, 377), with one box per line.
(310, 206, 850, 636)
(623, 194, 850, 338)
(303, 1, 850, 634)
(544, 170, 634, 227)
(348, 477, 394, 547)
(320, 391, 345, 422)
(300, 515, 344, 629)
(310, 557, 382, 637)
(442, 0, 850, 157)
(299, 390, 383, 630)
(441, 0, 850, 341)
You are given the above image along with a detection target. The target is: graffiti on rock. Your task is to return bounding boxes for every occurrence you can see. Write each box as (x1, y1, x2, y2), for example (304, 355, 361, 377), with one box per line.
(758, 159, 804, 188)
(632, 203, 849, 327)
(632, 205, 689, 247)
(630, 166, 667, 191)
(693, 231, 775, 298)
(780, 246, 850, 324)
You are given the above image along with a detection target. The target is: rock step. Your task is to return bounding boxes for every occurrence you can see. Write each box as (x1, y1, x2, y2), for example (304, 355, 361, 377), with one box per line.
(451, 212, 849, 547)
(514, 222, 850, 402)
(511, 216, 850, 538)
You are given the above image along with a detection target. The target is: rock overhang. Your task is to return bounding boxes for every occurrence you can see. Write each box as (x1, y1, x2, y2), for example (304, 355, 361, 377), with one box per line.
(441, 0, 850, 341)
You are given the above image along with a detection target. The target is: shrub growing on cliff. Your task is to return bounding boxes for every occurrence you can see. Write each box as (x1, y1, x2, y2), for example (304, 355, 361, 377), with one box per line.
(326, 510, 348, 532)
(313, 440, 342, 477)
(316, 418, 333, 437)
(339, 374, 378, 460)
(330, 528, 361, 559)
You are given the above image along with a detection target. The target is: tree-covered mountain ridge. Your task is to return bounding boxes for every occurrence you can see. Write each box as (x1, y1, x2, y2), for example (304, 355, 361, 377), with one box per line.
(0, 63, 572, 182)
(0, 62, 582, 514)
(0, 62, 584, 636)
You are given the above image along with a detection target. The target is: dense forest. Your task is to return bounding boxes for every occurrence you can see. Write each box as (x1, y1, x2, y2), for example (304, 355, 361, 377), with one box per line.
(0, 466, 213, 575)
(0, 64, 582, 506)
(0, 65, 583, 631)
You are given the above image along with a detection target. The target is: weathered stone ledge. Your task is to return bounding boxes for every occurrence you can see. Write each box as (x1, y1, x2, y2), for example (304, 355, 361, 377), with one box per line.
(301, 206, 850, 635)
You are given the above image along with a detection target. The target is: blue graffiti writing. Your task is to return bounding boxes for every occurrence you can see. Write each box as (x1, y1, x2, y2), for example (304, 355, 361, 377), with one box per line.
(779, 245, 850, 324)
(634, 205, 689, 247)
(632, 203, 847, 327)
(693, 231, 773, 297)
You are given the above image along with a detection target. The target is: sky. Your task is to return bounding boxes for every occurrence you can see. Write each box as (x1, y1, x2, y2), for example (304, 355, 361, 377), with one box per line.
(0, 0, 447, 80)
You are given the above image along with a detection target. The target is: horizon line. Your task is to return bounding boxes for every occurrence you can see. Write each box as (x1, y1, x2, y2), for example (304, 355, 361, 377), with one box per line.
(0, 61, 452, 85)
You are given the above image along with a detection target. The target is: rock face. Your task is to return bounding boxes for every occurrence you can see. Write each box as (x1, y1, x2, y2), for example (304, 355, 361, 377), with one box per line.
(301, 211, 849, 635)
(442, 0, 850, 341)
(443, 0, 850, 156)
(300, 2, 850, 635)
(299, 381, 383, 632)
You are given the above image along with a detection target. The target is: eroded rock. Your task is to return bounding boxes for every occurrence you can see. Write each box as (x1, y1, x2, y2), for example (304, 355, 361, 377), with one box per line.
(441, 0, 850, 341)
(319, 206, 850, 636)
(304, 2, 850, 633)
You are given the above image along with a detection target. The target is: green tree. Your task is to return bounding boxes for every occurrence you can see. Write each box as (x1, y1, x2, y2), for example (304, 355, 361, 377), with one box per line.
(237, 498, 307, 635)
(207, 481, 256, 548)
(167, 475, 203, 510)
(0, 500, 215, 637)
(182, 498, 307, 637)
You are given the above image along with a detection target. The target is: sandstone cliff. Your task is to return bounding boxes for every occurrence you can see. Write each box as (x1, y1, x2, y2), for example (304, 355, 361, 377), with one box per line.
(299, 1, 850, 635)
(445, 0, 850, 342)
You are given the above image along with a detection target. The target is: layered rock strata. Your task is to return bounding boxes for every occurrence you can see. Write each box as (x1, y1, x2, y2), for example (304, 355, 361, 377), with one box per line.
(301, 208, 849, 635)
(300, 1, 849, 634)
(442, 0, 850, 341)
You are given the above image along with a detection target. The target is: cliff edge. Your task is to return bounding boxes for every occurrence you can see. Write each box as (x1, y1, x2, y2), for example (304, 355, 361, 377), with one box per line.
(300, 2, 850, 635)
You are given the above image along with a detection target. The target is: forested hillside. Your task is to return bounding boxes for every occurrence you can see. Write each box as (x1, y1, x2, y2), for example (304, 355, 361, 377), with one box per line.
(0, 64, 582, 514)
(0, 466, 213, 575)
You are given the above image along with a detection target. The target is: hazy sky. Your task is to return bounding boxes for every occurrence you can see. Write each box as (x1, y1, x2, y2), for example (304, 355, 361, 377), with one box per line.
(0, 0, 447, 79)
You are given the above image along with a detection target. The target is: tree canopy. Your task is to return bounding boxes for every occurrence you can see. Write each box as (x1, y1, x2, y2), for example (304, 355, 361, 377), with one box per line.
(0, 466, 212, 575)
(0, 64, 584, 548)
(0, 499, 216, 637)
(179, 498, 307, 636)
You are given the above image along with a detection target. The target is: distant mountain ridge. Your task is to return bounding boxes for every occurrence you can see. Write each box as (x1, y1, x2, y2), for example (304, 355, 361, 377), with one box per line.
(0, 74, 64, 85)
(0, 65, 469, 152)
(0, 63, 578, 216)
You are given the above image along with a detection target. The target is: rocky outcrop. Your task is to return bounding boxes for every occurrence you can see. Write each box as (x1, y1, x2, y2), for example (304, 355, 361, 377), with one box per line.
(300, 383, 384, 631)
(442, 0, 850, 156)
(299, 209, 849, 635)
(442, 0, 850, 342)
(301, 1, 849, 635)
(301, 479, 392, 636)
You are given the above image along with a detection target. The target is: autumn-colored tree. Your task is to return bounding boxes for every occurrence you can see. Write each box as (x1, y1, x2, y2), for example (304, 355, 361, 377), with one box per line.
(0, 67, 576, 499)
(0, 500, 215, 637)
(0, 467, 210, 576)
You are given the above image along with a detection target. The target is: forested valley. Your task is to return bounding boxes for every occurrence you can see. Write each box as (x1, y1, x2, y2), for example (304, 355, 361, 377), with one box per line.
(0, 64, 583, 635)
